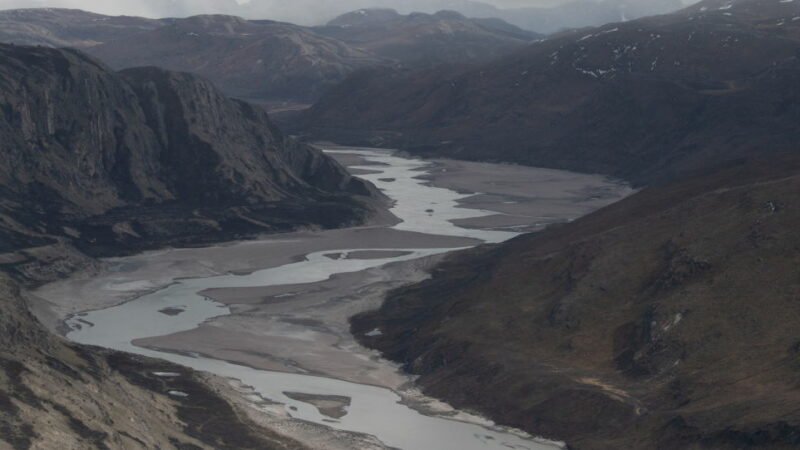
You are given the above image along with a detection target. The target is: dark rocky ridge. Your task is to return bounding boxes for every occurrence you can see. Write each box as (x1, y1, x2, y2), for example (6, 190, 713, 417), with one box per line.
(0, 43, 382, 268)
(352, 153, 800, 449)
(301, 0, 800, 186)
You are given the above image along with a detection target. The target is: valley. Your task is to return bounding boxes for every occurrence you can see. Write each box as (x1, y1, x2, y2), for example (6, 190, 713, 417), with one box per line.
(1, 0, 799, 448)
(32, 148, 630, 449)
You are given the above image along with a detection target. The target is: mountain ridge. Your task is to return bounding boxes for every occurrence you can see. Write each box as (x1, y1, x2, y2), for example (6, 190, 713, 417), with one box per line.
(300, 0, 800, 186)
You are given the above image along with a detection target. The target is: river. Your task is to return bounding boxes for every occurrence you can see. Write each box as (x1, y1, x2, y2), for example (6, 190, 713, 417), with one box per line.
(48, 147, 631, 450)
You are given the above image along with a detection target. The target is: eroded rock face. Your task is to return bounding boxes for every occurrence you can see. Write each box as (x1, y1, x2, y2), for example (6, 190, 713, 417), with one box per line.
(0, 43, 381, 264)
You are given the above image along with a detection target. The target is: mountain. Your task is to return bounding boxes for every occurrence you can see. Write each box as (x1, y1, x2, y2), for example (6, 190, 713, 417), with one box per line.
(83, 15, 383, 104)
(353, 152, 800, 449)
(315, 9, 539, 67)
(0, 43, 382, 267)
(300, 0, 800, 186)
(0, 8, 164, 47)
(0, 43, 385, 450)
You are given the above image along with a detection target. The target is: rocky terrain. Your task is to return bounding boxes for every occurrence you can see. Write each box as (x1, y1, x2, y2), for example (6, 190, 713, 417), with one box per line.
(353, 153, 800, 449)
(315, 9, 538, 67)
(0, 8, 164, 47)
(301, 0, 800, 186)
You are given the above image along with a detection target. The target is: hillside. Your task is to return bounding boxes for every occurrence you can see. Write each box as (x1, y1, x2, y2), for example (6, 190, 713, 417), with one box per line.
(301, 0, 800, 185)
(353, 153, 800, 449)
(315, 9, 538, 67)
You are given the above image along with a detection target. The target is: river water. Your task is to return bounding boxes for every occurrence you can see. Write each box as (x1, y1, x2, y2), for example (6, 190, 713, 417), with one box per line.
(65, 149, 584, 449)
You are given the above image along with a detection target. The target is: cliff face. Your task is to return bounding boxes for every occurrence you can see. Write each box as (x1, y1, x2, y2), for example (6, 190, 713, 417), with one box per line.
(301, 0, 800, 186)
(0, 43, 380, 264)
(352, 154, 800, 449)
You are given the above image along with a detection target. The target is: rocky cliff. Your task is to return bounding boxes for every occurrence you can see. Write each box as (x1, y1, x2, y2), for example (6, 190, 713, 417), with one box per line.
(353, 153, 800, 449)
(0, 43, 381, 267)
